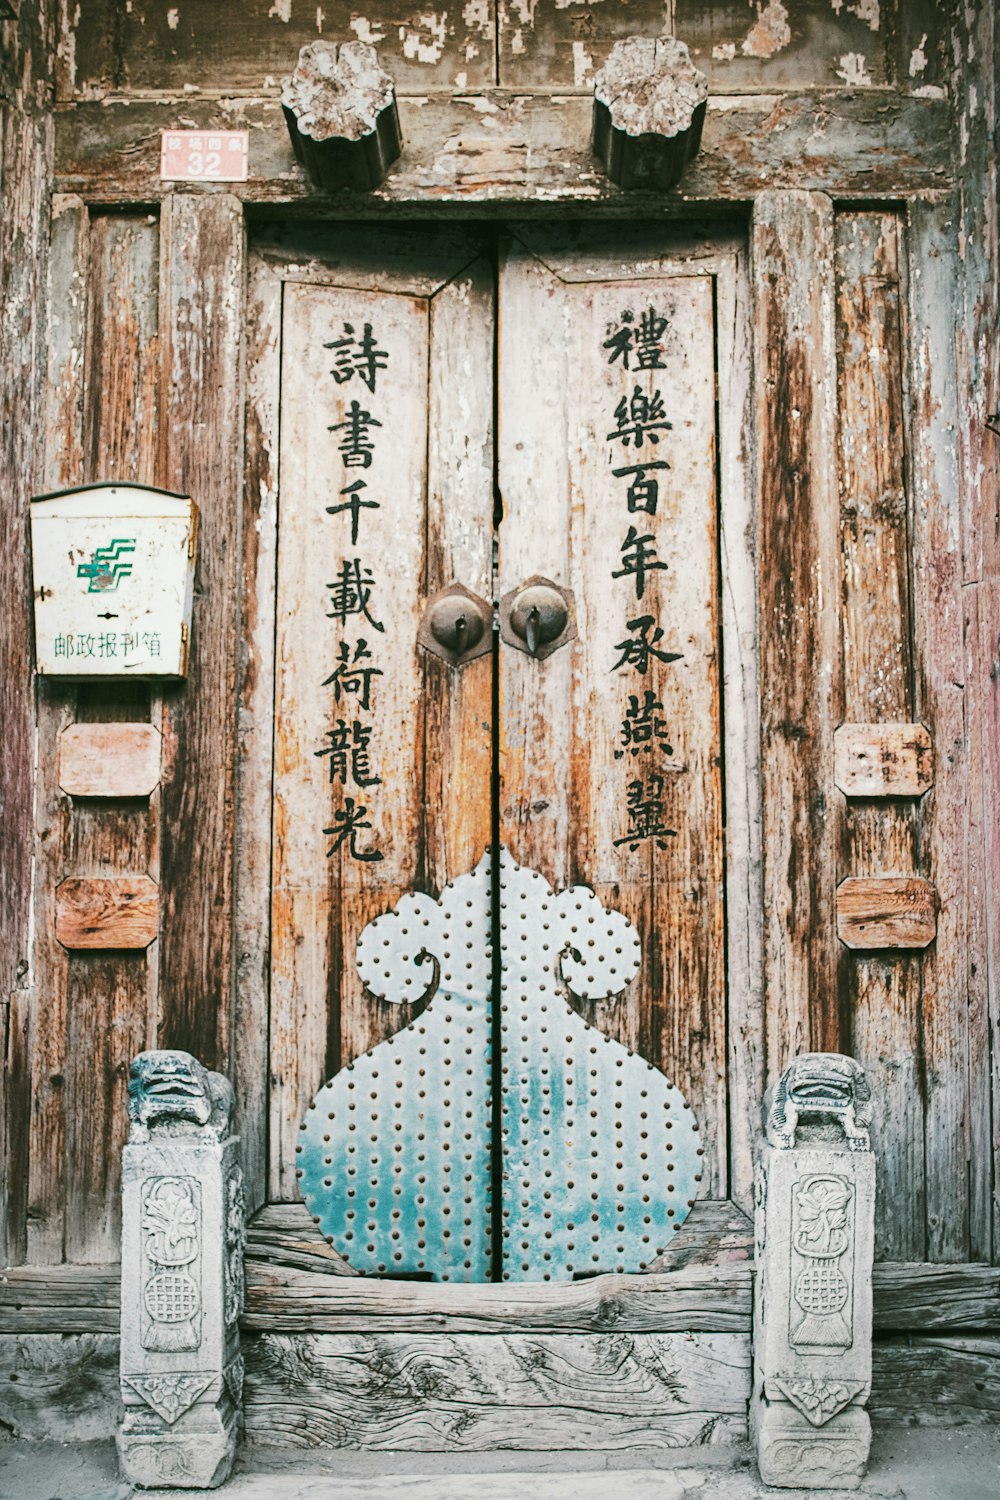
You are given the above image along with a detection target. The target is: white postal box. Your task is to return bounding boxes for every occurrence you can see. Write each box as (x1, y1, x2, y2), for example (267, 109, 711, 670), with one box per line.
(30, 484, 198, 679)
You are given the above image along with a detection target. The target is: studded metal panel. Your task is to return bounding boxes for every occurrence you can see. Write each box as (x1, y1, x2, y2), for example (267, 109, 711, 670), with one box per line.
(497, 849, 702, 1281)
(297, 856, 493, 1281)
(297, 850, 703, 1282)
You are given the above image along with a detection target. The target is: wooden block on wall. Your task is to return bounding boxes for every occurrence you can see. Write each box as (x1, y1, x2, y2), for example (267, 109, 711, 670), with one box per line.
(834, 722, 933, 798)
(55, 876, 159, 950)
(58, 723, 161, 799)
(836, 876, 938, 951)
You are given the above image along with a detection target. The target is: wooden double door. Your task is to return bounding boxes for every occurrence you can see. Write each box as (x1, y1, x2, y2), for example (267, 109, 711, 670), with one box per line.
(253, 223, 753, 1283)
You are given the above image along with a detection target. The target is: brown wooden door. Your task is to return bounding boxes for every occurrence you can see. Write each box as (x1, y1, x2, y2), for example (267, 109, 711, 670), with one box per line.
(257, 222, 754, 1281)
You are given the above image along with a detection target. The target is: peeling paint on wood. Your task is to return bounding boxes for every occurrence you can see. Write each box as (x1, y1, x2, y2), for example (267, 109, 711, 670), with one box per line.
(53, 90, 954, 208)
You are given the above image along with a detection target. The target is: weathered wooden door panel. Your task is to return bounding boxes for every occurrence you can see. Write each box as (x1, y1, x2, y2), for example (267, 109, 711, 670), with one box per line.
(272, 224, 755, 1282)
(497, 227, 752, 1208)
(266, 230, 495, 1202)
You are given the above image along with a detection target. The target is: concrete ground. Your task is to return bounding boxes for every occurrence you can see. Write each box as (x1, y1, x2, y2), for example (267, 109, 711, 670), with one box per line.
(1, 1429, 998, 1500)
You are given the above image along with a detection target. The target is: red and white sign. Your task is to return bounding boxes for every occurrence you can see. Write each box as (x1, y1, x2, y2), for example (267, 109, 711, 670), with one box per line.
(160, 130, 249, 183)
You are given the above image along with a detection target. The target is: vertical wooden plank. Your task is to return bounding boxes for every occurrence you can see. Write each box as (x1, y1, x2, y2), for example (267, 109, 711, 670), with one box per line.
(834, 211, 925, 1262)
(156, 194, 245, 1072)
(235, 256, 282, 1217)
(954, 0, 1000, 1265)
(25, 197, 87, 1265)
(498, 236, 728, 1196)
(267, 242, 494, 1200)
(0, 2, 53, 1264)
(85, 214, 161, 485)
(906, 198, 970, 1262)
(965, 579, 1000, 1265)
(715, 248, 762, 1217)
(752, 190, 841, 1072)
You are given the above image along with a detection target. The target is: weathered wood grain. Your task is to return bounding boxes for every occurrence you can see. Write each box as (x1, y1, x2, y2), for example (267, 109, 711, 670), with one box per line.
(0, 5, 53, 1266)
(0, 1333, 120, 1441)
(871, 1263, 1000, 1334)
(498, 227, 740, 1203)
(5, 1256, 999, 1338)
(833, 723, 932, 799)
(243, 1264, 753, 1336)
(753, 191, 840, 1065)
(70, 0, 496, 98)
(54, 876, 159, 950)
(499, 0, 890, 92)
(156, 194, 245, 1071)
(53, 92, 954, 209)
(241, 1331, 750, 1449)
(234, 254, 283, 1219)
(0, 1267, 121, 1333)
(906, 198, 971, 1262)
(24, 196, 86, 1267)
(965, 578, 1000, 1268)
(265, 231, 493, 1199)
(954, 2, 1000, 1266)
(870, 1335, 1000, 1425)
(833, 211, 926, 1262)
(58, 722, 161, 799)
(836, 877, 937, 952)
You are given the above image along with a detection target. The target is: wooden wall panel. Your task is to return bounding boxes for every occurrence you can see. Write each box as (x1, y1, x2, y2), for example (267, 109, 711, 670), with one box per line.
(68, 0, 496, 99)
(498, 0, 890, 91)
(833, 211, 925, 1261)
(29, 209, 163, 1265)
(752, 191, 840, 1071)
(156, 194, 245, 1072)
(907, 198, 972, 1263)
(0, 8, 53, 1264)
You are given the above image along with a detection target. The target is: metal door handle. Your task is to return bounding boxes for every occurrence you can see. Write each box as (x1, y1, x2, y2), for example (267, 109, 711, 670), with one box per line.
(500, 577, 576, 660)
(417, 583, 492, 665)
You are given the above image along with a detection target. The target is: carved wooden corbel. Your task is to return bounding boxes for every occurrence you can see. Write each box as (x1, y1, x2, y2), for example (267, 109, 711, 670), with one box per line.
(281, 40, 402, 192)
(592, 36, 707, 192)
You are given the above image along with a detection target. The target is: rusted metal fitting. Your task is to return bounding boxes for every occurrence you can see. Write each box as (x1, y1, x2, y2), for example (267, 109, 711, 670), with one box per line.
(417, 582, 493, 666)
(499, 576, 576, 660)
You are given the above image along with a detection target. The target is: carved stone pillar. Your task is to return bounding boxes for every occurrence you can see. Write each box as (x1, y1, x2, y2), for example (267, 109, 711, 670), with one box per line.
(752, 1053, 876, 1490)
(118, 1051, 245, 1489)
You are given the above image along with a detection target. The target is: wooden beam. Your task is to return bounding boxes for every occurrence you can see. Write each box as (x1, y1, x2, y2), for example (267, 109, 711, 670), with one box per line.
(53, 91, 953, 210)
(2, 1256, 999, 1337)
(753, 190, 840, 1065)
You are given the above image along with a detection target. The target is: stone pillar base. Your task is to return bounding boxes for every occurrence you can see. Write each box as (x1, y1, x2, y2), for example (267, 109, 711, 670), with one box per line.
(754, 1400, 871, 1490)
(117, 1392, 239, 1490)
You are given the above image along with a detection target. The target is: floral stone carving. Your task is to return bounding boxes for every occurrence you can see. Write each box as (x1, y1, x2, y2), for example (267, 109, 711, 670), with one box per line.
(752, 1053, 875, 1490)
(119, 1050, 244, 1490)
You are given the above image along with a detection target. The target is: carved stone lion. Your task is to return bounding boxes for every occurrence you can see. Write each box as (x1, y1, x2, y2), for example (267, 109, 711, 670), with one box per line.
(127, 1050, 234, 1140)
(765, 1052, 872, 1152)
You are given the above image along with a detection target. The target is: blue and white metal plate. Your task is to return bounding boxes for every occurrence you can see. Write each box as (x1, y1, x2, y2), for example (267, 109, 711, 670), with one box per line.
(297, 849, 703, 1282)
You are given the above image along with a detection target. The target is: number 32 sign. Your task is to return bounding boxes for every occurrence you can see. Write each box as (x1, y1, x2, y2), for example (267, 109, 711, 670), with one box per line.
(160, 130, 249, 183)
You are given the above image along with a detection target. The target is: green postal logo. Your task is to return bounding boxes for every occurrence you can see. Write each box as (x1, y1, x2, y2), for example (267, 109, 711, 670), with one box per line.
(77, 538, 136, 593)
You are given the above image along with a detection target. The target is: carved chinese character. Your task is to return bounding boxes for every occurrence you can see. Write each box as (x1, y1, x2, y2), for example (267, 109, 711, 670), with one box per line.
(615, 690, 673, 758)
(614, 774, 677, 850)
